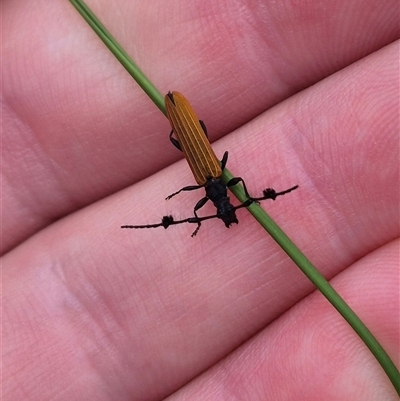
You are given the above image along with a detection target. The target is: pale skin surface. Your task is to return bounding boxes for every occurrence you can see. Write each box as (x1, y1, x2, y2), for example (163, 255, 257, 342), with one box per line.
(2, 0, 399, 400)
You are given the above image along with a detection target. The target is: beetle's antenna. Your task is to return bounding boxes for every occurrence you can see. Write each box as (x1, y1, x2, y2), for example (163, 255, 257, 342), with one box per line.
(250, 185, 299, 202)
(121, 184, 299, 236)
(121, 213, 220, 237)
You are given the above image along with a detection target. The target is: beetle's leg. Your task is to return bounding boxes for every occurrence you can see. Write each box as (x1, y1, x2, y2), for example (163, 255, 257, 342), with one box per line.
(169, 130, 182, 151)
(190, 196, 209, 236)
(220, 151, 229, 170)
(166, 184, 204, 200)
(199, 120, 208, 137)
(226, 176, 252, 199)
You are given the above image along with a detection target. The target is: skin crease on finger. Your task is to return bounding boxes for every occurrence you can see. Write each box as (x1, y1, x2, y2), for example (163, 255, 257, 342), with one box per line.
(3, 33, 399, 401)
(2, 0, 399, 254)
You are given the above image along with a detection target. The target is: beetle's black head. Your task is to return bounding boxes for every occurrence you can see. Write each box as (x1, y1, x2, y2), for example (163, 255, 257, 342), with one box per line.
(217, 200, 239, 228)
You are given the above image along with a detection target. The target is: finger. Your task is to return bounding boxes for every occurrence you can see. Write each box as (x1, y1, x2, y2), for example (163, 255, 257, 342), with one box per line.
(166, 240, 400, 400)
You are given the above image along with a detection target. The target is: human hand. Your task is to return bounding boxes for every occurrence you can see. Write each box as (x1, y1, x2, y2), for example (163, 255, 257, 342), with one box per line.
(3, 1, 399, 400)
